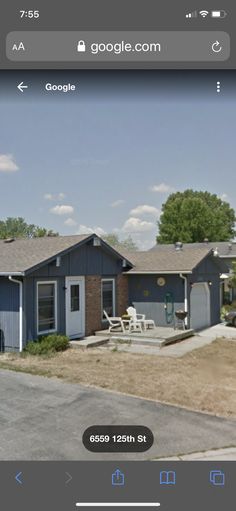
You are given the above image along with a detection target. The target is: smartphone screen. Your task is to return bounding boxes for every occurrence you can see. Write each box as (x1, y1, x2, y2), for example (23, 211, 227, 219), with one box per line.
(0, 1, 235, 510)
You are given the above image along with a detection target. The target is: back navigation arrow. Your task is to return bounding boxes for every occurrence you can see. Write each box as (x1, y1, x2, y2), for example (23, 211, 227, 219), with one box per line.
(15, 471, 23, 485)
(17, 81, 28, 92)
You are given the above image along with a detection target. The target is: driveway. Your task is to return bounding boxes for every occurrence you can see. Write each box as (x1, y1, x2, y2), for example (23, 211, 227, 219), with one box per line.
(0, 369, 235, 460)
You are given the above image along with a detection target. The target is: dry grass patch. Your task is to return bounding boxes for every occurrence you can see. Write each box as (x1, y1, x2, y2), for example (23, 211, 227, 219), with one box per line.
(1, 338, 236, 418)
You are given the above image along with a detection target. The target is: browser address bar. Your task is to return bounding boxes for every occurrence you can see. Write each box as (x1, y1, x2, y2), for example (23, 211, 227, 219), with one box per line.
(6, 31, 230, 62)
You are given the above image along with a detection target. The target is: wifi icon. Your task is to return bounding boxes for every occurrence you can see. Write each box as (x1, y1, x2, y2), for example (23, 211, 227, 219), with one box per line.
(199, 10, 209, 17)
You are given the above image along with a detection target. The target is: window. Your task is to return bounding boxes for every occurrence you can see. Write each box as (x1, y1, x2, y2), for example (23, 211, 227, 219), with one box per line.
(70, 284, 80, 312)
(102, 279, 115, 319)
(37, 282, 57, 334)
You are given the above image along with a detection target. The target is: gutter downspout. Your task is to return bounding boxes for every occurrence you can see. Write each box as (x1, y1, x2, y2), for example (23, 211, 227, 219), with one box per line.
(180, 273, 188, 328)
(9, 276, 23, 353)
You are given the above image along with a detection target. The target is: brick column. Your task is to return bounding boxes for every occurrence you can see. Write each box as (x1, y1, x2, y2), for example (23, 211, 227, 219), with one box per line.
(116, 274, 129, 317)
(85, 276, 102, 335)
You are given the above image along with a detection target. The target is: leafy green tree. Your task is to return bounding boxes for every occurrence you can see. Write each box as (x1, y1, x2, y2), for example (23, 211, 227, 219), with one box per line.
(229, 261, 236, 290)
(157, 190, 236, 243)
(103, 233, 138, 251)
(0, 217, 58, 239)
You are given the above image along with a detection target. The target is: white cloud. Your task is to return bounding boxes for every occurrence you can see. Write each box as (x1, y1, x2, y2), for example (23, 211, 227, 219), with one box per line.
(150, 183, 175, 193)
(121, 217, 156, 233)
(219, 193, 229, 202)
(110, 199, 125, 208)
(44, 192, 66, 201)
(130, 204, 160, 217)
(64, 218, 77, 226)
(77, 224, 107, 237)
(0, 154, 19, 172)
(50, 205, 74, 216)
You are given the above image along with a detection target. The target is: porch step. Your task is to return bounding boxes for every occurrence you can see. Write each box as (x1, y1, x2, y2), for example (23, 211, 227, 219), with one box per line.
(95, 328, 194, 348)
(70, 336, 109, 349)
(112, 336, 163, 347)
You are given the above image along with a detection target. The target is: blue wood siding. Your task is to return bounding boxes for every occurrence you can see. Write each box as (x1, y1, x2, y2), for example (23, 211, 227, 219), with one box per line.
(129, 256, 222, 328)
(29, 243, 122, 278)
(0, 278, 19, 351)
(128, 274, 184, 327)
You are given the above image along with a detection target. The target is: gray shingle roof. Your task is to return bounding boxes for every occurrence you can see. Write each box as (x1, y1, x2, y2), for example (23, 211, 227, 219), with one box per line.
(123, 246, 217, 273)
(150, 241, 236, 257)
(0, 234, 90, 274)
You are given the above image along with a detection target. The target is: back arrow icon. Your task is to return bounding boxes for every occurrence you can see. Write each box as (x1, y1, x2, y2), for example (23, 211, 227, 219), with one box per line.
(15, 471, 23, 484)
(17, 81, 28, 93)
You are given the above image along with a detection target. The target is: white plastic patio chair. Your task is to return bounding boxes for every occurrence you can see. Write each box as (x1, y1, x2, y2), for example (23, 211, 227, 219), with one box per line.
(127, 306, 155, 331)
(103, 310, 125, 333)
(126, 306, 144, 333)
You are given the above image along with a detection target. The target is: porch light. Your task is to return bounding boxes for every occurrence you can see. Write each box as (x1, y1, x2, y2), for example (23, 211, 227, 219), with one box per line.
(208, 280, 212, 286)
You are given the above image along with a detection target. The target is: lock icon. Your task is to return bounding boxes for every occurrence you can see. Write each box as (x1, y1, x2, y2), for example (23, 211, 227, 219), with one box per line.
(77, 40, 86, 52)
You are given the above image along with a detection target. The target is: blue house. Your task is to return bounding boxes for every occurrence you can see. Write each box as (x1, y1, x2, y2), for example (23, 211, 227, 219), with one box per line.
(150, 241, 236, 304)
(0, 234, 132, 352)
(126, 243, 228, 331)
(0, 235, 227, 352)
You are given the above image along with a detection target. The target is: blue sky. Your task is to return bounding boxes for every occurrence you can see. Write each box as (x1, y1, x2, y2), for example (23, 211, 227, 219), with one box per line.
(0, 90, 235, 248)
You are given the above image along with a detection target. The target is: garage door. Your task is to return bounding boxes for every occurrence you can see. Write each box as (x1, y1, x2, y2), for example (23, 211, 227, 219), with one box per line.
(190, 283, 211, 331)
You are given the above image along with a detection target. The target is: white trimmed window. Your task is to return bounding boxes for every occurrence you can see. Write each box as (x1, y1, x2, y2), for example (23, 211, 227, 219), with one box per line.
(102, 279, 115, 319)
(37, 281, 57, 334)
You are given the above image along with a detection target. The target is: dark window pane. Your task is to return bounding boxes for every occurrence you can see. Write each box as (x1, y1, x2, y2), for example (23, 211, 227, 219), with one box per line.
(71, 284, 80, 312)
(102, 280, 114, 317)
(38, 283, 55, 332)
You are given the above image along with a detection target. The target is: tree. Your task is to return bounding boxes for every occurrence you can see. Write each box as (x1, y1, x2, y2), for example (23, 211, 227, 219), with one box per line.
(157, 190, 236, 244)
(0, 217, 58, 239)
(103, 233, 138, 251)
(228, 261, 236, 290)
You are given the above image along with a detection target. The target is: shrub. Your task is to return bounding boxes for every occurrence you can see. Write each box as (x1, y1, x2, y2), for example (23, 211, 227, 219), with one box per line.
(25, 334, 69, 355)
(221, 301, 236, 320)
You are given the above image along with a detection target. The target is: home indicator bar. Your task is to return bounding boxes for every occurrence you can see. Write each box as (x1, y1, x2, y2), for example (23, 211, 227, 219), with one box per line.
(75, 503, 161, 508)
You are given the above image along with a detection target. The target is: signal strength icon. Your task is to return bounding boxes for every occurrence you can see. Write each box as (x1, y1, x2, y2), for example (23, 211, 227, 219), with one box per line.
(186, 10, 197, 18)
(199, 10, 209, 17)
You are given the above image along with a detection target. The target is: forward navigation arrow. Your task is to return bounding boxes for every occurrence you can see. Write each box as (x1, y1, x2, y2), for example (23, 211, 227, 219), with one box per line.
(65, 472, 72, 484)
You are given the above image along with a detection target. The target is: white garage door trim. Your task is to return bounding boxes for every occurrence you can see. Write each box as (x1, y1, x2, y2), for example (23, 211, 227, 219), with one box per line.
(190, 282, 211, 331)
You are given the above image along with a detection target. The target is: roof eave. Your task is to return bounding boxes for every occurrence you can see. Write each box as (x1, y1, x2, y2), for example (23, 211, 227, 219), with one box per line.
(220, 255, 236, 258)
(126, 270, 192, 275)
(0, 272, 25, 276)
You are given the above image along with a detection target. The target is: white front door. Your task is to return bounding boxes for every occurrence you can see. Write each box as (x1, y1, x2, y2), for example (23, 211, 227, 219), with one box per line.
(65, 277, 85, 338)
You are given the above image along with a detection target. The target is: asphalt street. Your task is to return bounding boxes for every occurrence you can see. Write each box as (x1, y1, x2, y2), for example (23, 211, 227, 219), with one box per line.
(0, 369, 235, 460)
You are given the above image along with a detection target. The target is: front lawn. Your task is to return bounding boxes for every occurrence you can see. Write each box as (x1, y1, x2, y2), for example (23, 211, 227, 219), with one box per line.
(0, 338, 236, 418)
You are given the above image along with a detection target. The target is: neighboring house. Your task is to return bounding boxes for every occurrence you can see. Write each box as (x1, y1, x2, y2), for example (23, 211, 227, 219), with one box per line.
(0, 235, 227, 352)
(125, 244, 228, 331)
(0, 234, 132, 352)
(150, 241, 236, 304)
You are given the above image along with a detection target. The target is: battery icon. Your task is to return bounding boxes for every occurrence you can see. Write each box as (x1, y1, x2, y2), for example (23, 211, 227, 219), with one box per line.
(211, 10, 227, 18)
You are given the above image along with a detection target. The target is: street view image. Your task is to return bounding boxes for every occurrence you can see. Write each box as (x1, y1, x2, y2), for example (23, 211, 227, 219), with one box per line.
(0, 76, 236, 461)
